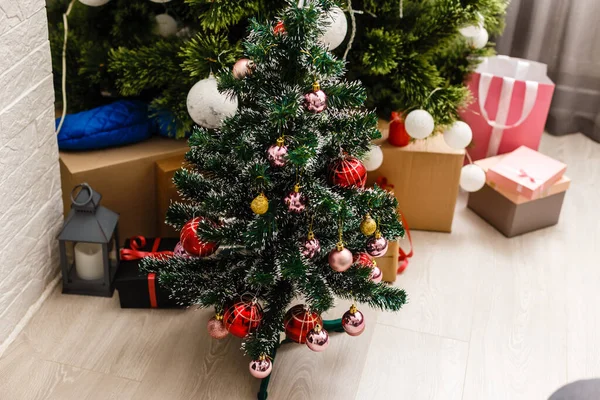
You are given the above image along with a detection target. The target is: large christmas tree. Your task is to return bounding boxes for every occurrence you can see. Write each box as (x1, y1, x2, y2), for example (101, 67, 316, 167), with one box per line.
(142, 0, 407, 376)
(48, 0, 506, 137)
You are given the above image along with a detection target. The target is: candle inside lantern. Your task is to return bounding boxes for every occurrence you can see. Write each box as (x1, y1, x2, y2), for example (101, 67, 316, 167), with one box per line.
(74, 242, 104, 280)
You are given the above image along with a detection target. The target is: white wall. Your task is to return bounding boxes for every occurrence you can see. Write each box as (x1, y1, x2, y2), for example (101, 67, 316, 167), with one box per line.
(0, 0, 62, 345)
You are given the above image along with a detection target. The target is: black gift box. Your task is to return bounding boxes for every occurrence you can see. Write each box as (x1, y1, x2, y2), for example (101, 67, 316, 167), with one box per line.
(115, 237, 181, 308)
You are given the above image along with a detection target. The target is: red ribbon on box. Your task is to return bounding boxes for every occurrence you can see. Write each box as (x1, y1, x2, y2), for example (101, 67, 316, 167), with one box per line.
(398, 214, 413, 275)
(120, 236, 174, 261)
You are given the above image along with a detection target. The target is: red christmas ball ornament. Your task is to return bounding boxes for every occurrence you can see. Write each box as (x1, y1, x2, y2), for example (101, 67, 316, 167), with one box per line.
(328, 156, 367, 188)
(304, 82, 327, 113)
(207, 314, 229, 339)
(306, 324, 330, 352)
(366, 231, 388, 257)
(342, 304, 366, 336)
(223, 299, 263, 338)
(284, 184, 306, 213)
(180, 217, 219, 257)
(267, 137, 288, 167)
(329, 243, 353, 272)
(371, 263, 383, 283)
(354, 252, 375, 268)
(274, 21, 286, 35)
(388, 112, 411, 147)
(249, 355, 272, 379)
(283, 304, 323, 343)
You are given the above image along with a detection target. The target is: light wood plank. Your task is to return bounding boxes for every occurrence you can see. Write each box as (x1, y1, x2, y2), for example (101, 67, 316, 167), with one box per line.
(0, 338, 139, 400)
(21, 287, 188, 381)
(356, 324, 468, 400)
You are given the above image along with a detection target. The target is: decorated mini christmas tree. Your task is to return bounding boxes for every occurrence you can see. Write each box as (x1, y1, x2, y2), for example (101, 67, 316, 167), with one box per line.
(142, 0, 407, 378)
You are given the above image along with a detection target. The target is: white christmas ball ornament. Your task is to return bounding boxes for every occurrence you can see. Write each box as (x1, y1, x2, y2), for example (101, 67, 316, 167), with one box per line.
(149, 0, 172, 3)
(405, 109, 435, 139)
(460, 164, 486, 192)
(186, 75, 238, 129)
(443, 121, 473, 149)
(467, 27, 489, 49)
(155, 14, 178, 37)
(318, 7, 348, 50)
(363, 146, 383, 171)
(79, 0, 111, 6)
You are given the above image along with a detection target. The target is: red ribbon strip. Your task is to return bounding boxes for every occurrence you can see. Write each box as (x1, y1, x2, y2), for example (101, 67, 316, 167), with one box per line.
(119, 236, 174, 261)
(518, 168, 537, 183)
(375, 176, 395, 192)
(147, 273, 158, 308)
(398, 214, 413, 275)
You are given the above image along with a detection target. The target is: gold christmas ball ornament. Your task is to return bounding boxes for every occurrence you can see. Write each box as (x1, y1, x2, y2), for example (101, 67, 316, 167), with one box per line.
(251, 193, 269, 215)
(360, 213, 377, 236)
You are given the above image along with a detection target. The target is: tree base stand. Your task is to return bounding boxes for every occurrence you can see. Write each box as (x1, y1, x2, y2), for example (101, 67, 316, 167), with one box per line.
(257, 318, 344, 400)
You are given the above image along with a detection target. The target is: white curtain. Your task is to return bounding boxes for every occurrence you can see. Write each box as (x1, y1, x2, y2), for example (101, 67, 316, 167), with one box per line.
(497, 0, 600, 142)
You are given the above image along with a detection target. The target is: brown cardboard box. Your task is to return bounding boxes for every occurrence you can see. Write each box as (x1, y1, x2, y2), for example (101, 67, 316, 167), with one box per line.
(59, 138, 189, 244)
(467, 155, 570, 237)
(376, 239, 400, 283)
(367, 120, 465, 232)
(156, 153, 187, 237)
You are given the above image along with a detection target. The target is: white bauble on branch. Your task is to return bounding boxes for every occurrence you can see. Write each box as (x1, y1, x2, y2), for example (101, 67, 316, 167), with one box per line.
(405, 109, 435, 139)
(187, 75, 238, 129)
(79, 0, 111, 6)
(460, 164, 486, 192)
(149, 0, 172, 3)
(363, 146, 383, 171)
(155, 14, 178, 37)
(318, 6, 348, 51)
(443, 121, 473, 149)
(467, 27, 489, 49)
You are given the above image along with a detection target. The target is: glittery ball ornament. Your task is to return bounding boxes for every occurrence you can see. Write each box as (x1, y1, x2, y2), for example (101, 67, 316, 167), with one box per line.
(251, 193, 269, 215)
(304, 82, 327, 113)
(223, 299, 263, 338)
(232, 58, 256, 80)
(174, 241, 192, 258)
(180, 217, 219, 257)
(284, 184, 306, 213)
(284, 304, 323, 344)
(371, 263, 383, 283)
(306, 324, 330, 352)
(249, 355, 272, 379)
(366, 231, 388, 257)
(342, 304, 366, 336)
(274, 21, 286, 35)
(301, 231, 321, 259)
(266, 137, 288, 167)
(328, 242, 353, 272)
(328, 156, 367, 188)
(360, 213, 377, 236)
(207, 314, 229, 339)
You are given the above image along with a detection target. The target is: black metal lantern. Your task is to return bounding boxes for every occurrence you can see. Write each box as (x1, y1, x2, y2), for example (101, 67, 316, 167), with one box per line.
(58, 183, 120, 297)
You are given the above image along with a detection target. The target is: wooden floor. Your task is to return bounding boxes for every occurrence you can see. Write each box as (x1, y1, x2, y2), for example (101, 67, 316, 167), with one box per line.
(1, 133, 599, 400)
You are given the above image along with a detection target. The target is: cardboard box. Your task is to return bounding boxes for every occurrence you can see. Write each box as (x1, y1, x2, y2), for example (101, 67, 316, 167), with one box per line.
(367, 120, 465, 232)
(59, 138, 189, 244)
(376, 239, 400, 283)
(156, 153, 187, 237)
(467, 155, 570, 237)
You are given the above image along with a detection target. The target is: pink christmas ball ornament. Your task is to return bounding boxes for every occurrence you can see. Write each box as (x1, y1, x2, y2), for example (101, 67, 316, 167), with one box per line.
(249, 356, 272, 379)
(284, 185, 306, 213)
(267, 138, 288, 167)
(301, 232, 321, 259)
(304, 82, 327, 113)
(371, 264, 383, 283)
(366, 232, 388, 257)
(174, 241, 192, 258)
(328, 244, 353, 272)
(342, 304, 366, 336)
(305, 324, 330, 352)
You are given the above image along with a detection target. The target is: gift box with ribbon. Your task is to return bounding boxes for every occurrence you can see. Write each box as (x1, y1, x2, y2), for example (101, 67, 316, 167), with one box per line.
(115, 237, 180, 308)
(487, 146, 567, 200)
(468, 152, 570, 238)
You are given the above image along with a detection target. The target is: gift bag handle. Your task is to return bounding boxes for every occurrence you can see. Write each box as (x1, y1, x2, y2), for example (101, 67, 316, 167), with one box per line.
(477, 61, 539, 131)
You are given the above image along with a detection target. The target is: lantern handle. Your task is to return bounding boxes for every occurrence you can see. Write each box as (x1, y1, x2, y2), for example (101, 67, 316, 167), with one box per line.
(70, 183, 94, 207)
